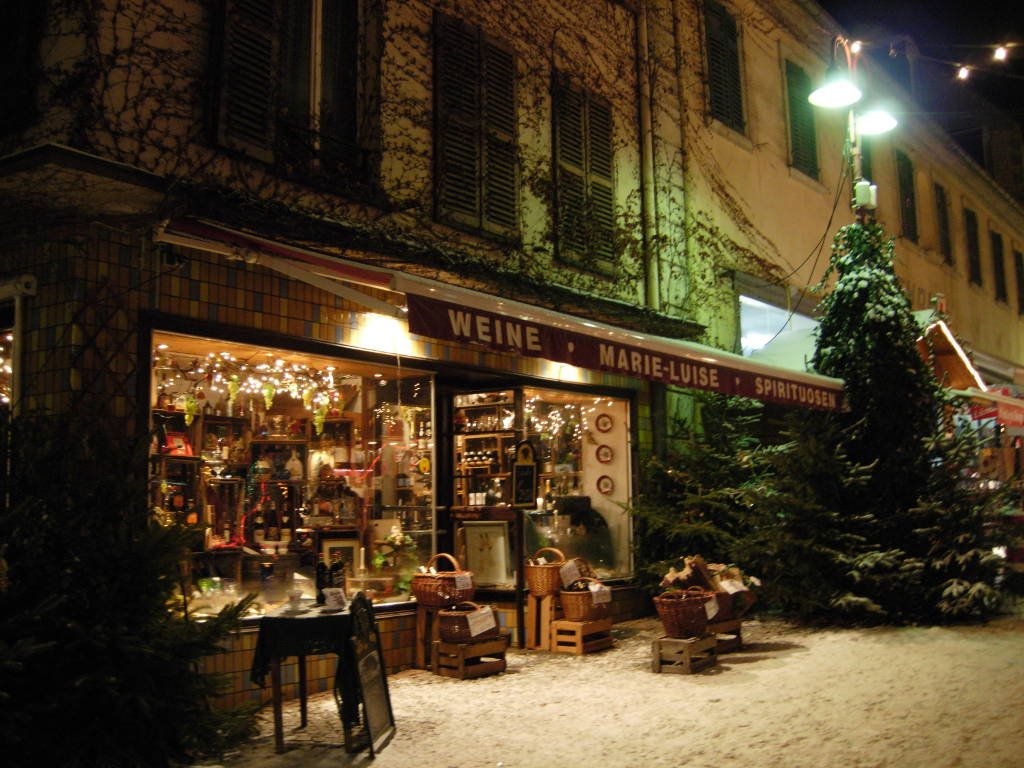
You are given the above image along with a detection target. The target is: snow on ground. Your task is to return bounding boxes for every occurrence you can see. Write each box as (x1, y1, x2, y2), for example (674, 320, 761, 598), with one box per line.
(209, 613, 1024, 768)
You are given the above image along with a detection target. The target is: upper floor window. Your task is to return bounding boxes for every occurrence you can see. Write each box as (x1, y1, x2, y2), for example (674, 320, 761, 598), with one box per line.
(991, 231, 1008, 302)
(433, 14, 518, 237)
(785, 61, 817, 179)
(216, 0, 376, 183)
(933, 183, 953, 265)
(1014, 250, 1024, 316)
(704, 0, 744, 133)
(553, 78, 615, 276)
(0, 3, 45, 135)
(964, 208, 982, 286)
(895, 150, 918, 243)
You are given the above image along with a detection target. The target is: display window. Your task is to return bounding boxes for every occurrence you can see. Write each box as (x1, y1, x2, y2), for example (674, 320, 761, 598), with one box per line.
(0, 326, 11, 411)
(452, 386, 632, 581)
(150, 331, 434, 613)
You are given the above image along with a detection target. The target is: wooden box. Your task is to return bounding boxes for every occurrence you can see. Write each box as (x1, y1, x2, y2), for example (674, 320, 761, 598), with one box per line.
(431, 633, 510, 680)
(651, 634, 717, 674)
(550, 617, 614, 655)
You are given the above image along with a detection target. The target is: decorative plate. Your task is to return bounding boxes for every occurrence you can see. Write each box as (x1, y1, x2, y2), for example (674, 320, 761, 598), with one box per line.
(596, 475, 615, 495)
(595, 413, 613, 433)
(596, 444, 613, 464)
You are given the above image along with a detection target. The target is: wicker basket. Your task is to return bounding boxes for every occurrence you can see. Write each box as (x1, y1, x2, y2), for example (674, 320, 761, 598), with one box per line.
(654, 587, 713, 638)
(438, 601, 501, 643)
(411, 553, 474, 607)
(525, 547, 567, 597)
(559, 577, 610, 622)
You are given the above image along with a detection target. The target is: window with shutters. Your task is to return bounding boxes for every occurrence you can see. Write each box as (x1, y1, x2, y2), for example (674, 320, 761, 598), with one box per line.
(1014, 250, 1024, 316)
(964, 208, 982, 286)
(991, 231, 1007, 302)
(553, 78, 616, 276)
(895, 150, 918, 243)
(934, 183, 953, 265)
(859, 137, 873, 184)
(704, 0, 744, 133)
(433, 14, 518, 237)
(216, 0, 376, 184)
(785, 61, 818, 179)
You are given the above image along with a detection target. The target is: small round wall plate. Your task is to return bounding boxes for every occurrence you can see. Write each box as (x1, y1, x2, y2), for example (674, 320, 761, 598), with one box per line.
(596, 475, 614, 495)
(596, 444, 613, 464)
(595, 413, 613, 433)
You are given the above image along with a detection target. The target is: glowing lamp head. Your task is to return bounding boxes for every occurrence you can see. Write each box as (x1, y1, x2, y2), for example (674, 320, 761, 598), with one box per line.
(808, 66, 862, 108)
(856, 108, 897, 136)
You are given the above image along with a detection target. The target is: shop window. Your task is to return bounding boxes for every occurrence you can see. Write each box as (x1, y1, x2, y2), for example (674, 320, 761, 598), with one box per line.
(785, 60, 818, 179)
(991, 231, 1007, 302)
(964, 207, 982, 286)
(553, 77, 615, 276)
(451, 387, 632, 581)
(704, 0, 744, 133)
(895, 150, 918, 243)
(934, 183, 953, 265)
(150, 332, 434, 613)
(433, 13, 518, 237)
(216, 0, 378, 183)
(0, 324, 11, 412)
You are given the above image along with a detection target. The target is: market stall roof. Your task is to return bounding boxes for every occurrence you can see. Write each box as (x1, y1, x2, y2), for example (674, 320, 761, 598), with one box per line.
(913, 311, 988, 391)
(954, 387, 1024, 434)
(155, 218, 845, 412)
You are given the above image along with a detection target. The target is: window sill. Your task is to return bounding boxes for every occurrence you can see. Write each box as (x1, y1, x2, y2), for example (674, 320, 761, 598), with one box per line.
(709, 118, 753, 152)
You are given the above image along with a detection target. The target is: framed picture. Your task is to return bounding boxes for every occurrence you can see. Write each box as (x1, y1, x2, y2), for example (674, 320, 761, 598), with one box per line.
(321, 535, 361, 579)
(462, 521, 511, 587)
(163, 432, 193, 456)
(512, 440, 538, 508)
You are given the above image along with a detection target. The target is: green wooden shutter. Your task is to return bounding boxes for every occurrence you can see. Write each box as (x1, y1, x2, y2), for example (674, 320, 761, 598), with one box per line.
(319, 0, 359, 165)
(435, 14, 482, 227)
(934, 183, 952, 265)
(1014, 250, 1024, 315)
(482, 43, 517, 233)
(588, 99, 615, 271)
(991, 232, 1007, 302)
(895, 150, 918, 242)
(786, 61, 817, 178)
(965, 208, 982, 286)
(704, 0, 743, 132)
(218, 0, 278, 162)
(555, 85, 587, 255)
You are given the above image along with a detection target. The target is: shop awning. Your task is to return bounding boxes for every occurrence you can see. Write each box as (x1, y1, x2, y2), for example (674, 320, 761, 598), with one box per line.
(955, 387, 1024, 432)
(155, 218, 845, 411)
(395, 274, 844, 411)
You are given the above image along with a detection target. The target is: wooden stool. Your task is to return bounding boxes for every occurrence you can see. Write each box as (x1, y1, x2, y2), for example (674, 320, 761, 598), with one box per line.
(707, 618, 743, 653)
(525, 594, 562, 650)
(651, 634, 717, 674)
(431, 633, 509, 680)
(550, 617, 614, 655)
(415, 605, 443, 669)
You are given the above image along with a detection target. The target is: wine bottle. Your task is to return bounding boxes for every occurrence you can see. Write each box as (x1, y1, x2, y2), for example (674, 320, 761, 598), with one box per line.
(315, 554, 327, 604)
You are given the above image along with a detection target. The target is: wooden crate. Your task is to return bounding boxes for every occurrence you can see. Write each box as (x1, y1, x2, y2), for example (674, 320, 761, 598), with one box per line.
(431, 633, 510, 680)
(651, 634, 717, 674)
(525, 594, 562, 650)
(415, 604, 443, 669)
(707, 617, 743, 653)
(550, 617, 614, 655)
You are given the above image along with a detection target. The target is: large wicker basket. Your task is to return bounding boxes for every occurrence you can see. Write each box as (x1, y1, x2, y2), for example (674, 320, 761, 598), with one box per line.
(525, 547, 566, 597)
(654, 587, 713, 638)
(411, 553, 474, 607)
(559, 577, 610, 622)
(438, 601, 501, 643)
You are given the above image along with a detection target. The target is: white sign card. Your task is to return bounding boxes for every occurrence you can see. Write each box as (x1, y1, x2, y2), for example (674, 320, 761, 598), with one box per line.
(704, 595, 720, 620)
(559, 559, 581, 587)
(454, 573, 473, 590)
(719, 578, 746, 594)
(466, 605, 497, 636)
(589, 582, 612, 604)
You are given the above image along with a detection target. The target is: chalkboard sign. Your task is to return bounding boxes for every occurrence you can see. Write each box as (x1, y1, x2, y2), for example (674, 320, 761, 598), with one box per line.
(512, 440, 538, 508)
(349, 593, 395, 756)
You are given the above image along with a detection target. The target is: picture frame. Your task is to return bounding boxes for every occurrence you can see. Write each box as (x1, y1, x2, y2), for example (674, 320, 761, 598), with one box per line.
(321, 535, 361, 581)
(462, 520, 512, 587)
(163, 432, 193, 456)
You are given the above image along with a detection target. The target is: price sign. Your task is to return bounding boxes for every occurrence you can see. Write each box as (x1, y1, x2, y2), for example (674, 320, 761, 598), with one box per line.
(559, 559, 581, 587)
(704, 595, 720, 620)
(589, 583, 611, 604)
(454, 573, 473, 591)
(467, 606, 497, 637)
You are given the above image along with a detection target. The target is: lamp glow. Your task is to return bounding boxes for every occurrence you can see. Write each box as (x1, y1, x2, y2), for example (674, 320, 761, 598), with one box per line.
(808, 66, 862, 108)
(856, 108, 897, 136)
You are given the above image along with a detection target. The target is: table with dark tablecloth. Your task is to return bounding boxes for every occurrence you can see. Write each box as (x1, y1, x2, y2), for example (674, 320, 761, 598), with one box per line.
(250, 606, 358, 750)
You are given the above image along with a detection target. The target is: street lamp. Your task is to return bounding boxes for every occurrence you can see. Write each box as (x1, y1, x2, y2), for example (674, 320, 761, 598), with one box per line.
(809, 36, 897, 221)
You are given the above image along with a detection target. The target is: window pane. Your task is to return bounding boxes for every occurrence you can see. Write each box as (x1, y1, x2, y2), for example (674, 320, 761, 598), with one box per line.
(705, 0, 744, 132)
(991, 231, 1007, 302)
(934, 183, 952, 265)
(895, 150, 918, 242)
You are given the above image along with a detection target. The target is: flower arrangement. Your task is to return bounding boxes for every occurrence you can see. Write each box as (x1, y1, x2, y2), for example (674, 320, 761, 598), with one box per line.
(373, 525, 419, 593)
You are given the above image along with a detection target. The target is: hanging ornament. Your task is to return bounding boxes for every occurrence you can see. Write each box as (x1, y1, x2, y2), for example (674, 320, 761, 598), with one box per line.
(314, 404, 328, 436)
(302, 387, 315, 410)
(262, 381, 276, 410)
(227, 374, 240, 411)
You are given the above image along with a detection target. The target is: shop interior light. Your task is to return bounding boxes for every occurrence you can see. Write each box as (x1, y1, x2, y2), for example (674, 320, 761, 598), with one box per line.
(856, 107, 897, 135)
(808, 63, 862, 108)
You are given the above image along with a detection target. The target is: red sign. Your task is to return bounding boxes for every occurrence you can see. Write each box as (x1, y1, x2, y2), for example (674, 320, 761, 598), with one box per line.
(406, 293, 843, 411)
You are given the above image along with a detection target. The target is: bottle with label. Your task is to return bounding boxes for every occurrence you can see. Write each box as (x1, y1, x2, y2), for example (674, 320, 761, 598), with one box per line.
(329, 552, 346, 589)
(315, 554, 327, 604)
(266, 500, 280, 541)
(252, 503, 265, 545)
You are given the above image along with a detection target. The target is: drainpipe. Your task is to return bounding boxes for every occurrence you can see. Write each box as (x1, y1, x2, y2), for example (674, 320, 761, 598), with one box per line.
(636, 1, 661, 312)
(0, 274, 38, 416)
